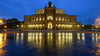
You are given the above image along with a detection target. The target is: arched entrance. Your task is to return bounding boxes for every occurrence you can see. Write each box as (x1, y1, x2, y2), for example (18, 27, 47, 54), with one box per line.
(48, 22, 53, 30)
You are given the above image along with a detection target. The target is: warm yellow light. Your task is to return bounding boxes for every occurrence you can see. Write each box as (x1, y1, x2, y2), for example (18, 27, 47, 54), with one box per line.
(36, 24, 39, 27)
(96, 26, 98, 28)
(69, 33, 72, 36)
(47, 16, 53, 20)
(56, 18, 57, 21)
(77, 33, 80, 40)
(28, 33, 33, 42)
(48, 33, 53, 36)
(82, 33, 85, 41)
(77, 25, 80, 27)
(4, 26, 7, 28)
(28, 25, 33, 28)
(39, 24, 42, 27)
(62, 33, 64, 36)
(16, 25, 19, 27)
(21, 25, 24, 28)
(58, 32, 61, 36)
(66, 25, 72, 28)
(0, 33, 3, 41)
(66, 33, 68, 36)
(59, 18, 61, 21)
(43, 24, 44, 26)
(36, 18, 38, 21)
(95, 18, 100, 25)
(39, 32, 42, 36)
(39, 18, 41, 21)
(59, 24, 61, 27)
(62, 24, 64, 27)
(0, 20, 3, 23)
(56, 24, 57, 26)
(95, 18, 100, 28)
(82, 25, 84, 27)
(48, 22, 53, 30)
(36, 32, 38, 36)
(62, 18, 64, 21)
(43, 18, 45, 21)
(0, 33, 7, 50)
(82, 33, 85, 36)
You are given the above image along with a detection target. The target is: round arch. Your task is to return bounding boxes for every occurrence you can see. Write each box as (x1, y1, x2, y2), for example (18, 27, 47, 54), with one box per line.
(48, 22, 53, 30)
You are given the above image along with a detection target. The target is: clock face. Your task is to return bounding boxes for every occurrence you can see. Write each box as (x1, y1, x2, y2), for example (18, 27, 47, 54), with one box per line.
(47, 16, 53, 20)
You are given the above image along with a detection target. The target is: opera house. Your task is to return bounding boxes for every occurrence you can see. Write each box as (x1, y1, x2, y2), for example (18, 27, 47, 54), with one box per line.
(20, 2, 81, 30)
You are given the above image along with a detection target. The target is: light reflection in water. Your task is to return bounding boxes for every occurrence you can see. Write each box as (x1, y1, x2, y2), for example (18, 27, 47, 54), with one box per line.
(16, 32, 74, 50)
(16, 33, 19, 44)
(16, 33, 24, 45)
(0, 33, 7, 56)
(21, 33, 24, 44)
(96, 33, 99, 42)
(77, 33, 85, 41)
(15, 32, 100, 56)
(95, 33, 100, 56)
(82, 33, 85, 41)
(77, 33, 80, 40)
(3, 30, 100, 56)
(27, 32, 44, 49)
(56, 32, 73, 49)
(89, 33, 100, 56)
(28, 33, 33, 42)
(92, 33, 95, 42)
(92, 33, 99, 42)
(47, 32, 53, 48)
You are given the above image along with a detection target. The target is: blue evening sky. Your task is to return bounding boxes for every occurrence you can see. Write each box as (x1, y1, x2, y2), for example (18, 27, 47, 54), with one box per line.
(0, 0, 100, 25)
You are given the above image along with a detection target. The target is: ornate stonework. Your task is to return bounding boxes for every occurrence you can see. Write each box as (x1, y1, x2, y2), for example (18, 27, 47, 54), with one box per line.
(21, 1, 81, 30)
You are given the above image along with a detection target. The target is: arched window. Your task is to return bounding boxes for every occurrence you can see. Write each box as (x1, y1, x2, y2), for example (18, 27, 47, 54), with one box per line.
(59, 17, 61, 21)
(43, 17, 45, 21)
(48, 22, 53, 30)
(47, 16, 53, 20)
(62, 17, 64, 21)
(39, 17, 41, 21)
(56, 17, 57, 21)
(36, 17, 38, 21)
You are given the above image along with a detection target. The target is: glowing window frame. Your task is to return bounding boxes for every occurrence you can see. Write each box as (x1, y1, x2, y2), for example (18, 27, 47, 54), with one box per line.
(47, 16, 53, 20)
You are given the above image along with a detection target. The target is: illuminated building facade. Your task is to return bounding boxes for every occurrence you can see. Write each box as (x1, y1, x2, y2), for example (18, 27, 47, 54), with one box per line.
(95, 18, 100, 29)
(21, 2, 81, 30)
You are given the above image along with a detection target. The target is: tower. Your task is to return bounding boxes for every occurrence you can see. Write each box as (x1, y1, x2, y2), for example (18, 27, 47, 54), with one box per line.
(48, 1, 52, 7)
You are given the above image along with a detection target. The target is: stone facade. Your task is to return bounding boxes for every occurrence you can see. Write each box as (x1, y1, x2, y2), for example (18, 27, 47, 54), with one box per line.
(21, 2, 81, 30)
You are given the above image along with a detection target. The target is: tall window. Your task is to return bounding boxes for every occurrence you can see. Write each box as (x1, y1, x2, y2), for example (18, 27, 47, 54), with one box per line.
(36, 17, 38, 21)
(59, 17, 61, 21)
(43, 17, 45, 21)
(62, 18, 64, 21)
(56, 18, 57, 21)
(39, 18, 41, 21)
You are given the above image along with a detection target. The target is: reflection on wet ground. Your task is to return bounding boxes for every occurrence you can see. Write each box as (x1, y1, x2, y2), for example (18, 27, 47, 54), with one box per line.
(0, 33, 7, 56)
(0, 31, 100, 56)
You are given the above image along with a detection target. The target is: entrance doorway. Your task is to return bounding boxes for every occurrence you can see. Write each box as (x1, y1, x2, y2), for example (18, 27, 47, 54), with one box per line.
(48, 22, 53, 30)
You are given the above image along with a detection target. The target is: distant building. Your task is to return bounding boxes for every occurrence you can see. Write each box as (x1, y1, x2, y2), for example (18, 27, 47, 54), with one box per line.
(7, 18, 20, 29)
(0, 19, 6, 24)
(0, 19, 7, 29)
(81, 25, 95, 29)
(95, 18, 100, 29)
(21, 2, 81, 30)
